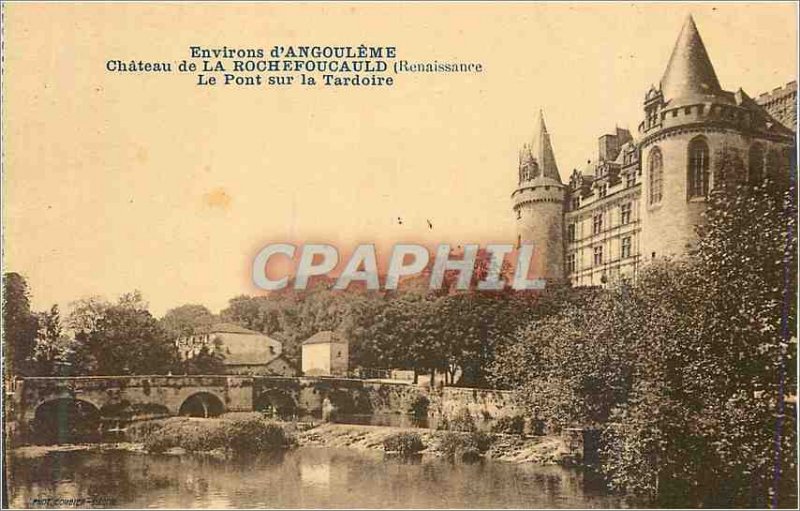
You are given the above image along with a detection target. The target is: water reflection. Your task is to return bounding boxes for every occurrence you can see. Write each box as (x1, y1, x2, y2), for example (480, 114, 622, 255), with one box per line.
(8, 448, 626, 509)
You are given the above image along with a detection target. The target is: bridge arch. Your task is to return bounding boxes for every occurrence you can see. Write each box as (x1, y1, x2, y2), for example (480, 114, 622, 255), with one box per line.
(254, 389, 298, 419)
(178, 392, 225, 418)
(32, 398, 101, 444)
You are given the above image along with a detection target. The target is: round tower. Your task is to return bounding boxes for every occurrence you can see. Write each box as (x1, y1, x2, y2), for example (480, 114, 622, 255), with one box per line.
(638, 15, 795, 261)
(511, 111, 565, 281)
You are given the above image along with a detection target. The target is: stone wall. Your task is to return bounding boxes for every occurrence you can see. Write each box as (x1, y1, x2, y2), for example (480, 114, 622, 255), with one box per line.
(427, 386, 522, 421)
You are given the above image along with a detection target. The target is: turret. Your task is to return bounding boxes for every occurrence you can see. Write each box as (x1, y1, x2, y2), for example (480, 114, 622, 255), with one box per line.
(638, 14, 794, 261)
(511, 110, 565, 281)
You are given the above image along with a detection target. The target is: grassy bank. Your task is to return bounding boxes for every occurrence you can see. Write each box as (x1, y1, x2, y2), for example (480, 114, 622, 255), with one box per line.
(127, 412, 295, 454)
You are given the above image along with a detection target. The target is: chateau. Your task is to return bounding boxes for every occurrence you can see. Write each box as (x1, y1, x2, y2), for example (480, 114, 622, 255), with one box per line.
(512, 15, 796, 287)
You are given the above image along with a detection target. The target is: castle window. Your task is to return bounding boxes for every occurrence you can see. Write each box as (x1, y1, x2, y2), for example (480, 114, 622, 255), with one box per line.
(566, 253, 576, 274)
(620, 203, 632, 225)
(593, 246, 604, 266)
(748, 143, 764, 184)
(687, 138, 710, 198)
(648, 147, 663, 204)
(571, 197, 580, 210)
(598, 184, 607, 198)
(685, 107, 692, 115)
(592, 213, 603, 234)
(621, 237, 632, 259)
(626, 173, 637, 188)
(516, 208, 521, 219)
(567, 223, 576, 242)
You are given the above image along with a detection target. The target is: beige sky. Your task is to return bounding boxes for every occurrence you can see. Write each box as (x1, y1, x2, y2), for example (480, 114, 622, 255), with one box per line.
(2, 2, 797, 316)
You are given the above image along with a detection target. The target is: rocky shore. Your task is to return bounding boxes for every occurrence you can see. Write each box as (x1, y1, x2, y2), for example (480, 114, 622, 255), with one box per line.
(297, 423, 571, 464)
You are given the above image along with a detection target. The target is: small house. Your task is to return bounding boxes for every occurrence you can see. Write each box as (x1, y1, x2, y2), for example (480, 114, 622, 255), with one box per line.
(176, 322, 284, 375)
(301, 331, 349, 376)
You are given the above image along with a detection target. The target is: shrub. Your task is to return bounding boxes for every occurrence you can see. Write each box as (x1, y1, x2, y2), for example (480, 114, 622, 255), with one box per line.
(406, 394, 430, 418)
(224, 415, 294, 452)
(437, 431, 494, 461)
(447, 407, 477, 432)
(383, 432, 425, 455)
(491, 415, 525, 435)
(135, 415, 294, 454)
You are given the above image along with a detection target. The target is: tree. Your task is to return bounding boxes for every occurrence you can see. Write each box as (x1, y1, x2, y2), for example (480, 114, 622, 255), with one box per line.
(31, 305, 72, 376)
(160, 304, 217, 340)
(68, 291, 178, 375)
(2, 273, 39, 377)
(180, 335, 226, 375)
(490, 178, 797, 507)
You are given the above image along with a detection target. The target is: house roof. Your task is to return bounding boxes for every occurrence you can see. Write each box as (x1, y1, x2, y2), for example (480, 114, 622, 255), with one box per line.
(203, 322, 261, 335)
(178, 322, 282, 365)
(265, 354, 298, 370)
(303, 330, 348, 345)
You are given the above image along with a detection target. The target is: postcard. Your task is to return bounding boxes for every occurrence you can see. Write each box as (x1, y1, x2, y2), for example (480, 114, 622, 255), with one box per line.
(2, 2, 797, 509)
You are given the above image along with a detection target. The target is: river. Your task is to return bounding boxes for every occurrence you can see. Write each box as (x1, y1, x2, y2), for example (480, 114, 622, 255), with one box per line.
(7, 447, 626, 509)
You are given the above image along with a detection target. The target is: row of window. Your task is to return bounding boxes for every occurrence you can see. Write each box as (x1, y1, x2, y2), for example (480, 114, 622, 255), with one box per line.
(648, 138, 790, 205)
(568, 202, 634, 241)
(570, 171, 638, 211)
(566, 236, 633, 273)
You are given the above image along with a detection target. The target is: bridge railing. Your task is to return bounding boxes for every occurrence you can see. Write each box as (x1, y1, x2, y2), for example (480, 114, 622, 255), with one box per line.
(346, 368, 391, 380)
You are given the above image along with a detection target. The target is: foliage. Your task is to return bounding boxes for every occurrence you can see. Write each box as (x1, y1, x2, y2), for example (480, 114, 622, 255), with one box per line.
(180, 336, 226, 375)
(383, 432, 425, 454)
(136, 414, 294, 454)
(159, 304, 217, 339)
(436, 431, 494, 461)
(30, 305, 73, 376)
(437, 407, 477, 433)
(490, 415, 526, 435)
(491, 180, 797, 506)
(67, 291, 179, 375)
(2, 273, 39, 377)
(405, 394, 430, 418)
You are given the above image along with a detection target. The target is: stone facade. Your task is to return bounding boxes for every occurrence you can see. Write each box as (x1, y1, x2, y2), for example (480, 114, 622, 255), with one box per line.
(757, 81, 797, 133)
(515, 15, 796, 286)
(301, 331, 349, 376)
(176, 322, 284, 375)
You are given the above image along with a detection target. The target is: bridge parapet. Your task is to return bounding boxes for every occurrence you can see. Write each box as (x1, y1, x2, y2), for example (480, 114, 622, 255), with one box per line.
(14, 375, 255, 423)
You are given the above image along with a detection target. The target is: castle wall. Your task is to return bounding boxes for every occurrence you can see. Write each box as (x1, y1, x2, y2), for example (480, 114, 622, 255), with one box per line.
(640, 128, 792, 261)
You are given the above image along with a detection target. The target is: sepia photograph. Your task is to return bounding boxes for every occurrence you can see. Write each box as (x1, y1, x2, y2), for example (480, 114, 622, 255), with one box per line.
(1, 2, 798, 509)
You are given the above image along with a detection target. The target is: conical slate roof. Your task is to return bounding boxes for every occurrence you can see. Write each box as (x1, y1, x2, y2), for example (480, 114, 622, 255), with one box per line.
(530, 110, 562, 183)
(660, 15, 728, 104)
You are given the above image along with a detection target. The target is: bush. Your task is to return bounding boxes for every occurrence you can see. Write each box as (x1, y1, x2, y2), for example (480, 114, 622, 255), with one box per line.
(437, 431, 494, 461)
(491, 415, 526, 435)
(224, 414, 293, 452)
(134, 415, 294, 454)
(406, 394, 430, 418)
(383, 432, 425, 455)
(438, 407, 476, 432)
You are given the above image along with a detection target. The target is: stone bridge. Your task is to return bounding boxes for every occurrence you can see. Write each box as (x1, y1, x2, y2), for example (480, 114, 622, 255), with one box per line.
(9, 375, 421, 441)
(9, 375, 521, 443)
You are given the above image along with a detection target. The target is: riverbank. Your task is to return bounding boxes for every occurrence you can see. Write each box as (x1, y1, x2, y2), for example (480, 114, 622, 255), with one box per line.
(296, 423, 572, 464)
(11, 421, 572, 465)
